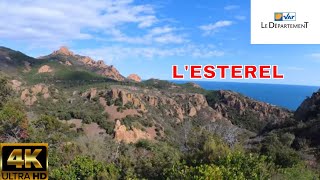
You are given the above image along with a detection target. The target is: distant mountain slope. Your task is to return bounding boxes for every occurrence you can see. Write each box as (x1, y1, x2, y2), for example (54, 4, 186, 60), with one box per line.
(0, 46, 126, 82)
(0, 46, 39, 76)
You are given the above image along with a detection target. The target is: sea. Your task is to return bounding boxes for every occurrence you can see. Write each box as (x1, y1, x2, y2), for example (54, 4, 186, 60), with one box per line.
(172, 81, 319, 111)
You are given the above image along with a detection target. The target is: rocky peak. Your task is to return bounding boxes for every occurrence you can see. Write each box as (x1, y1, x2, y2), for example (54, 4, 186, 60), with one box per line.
(52, 46, 74, 56)
(127, 74, 142, 82)
(294, 90, 320, 121)
(42, 46, 125, 82)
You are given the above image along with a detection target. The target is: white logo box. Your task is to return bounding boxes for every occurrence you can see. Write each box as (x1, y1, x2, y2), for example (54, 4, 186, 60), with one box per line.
(251, 0, 320, 44)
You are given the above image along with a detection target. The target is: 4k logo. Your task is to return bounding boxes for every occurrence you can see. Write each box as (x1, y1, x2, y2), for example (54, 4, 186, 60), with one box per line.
(7, 149, 43, 169)
(0, 143, 48, 180)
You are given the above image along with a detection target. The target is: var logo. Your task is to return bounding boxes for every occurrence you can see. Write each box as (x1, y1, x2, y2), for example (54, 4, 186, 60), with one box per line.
(274, 12, 296, 21)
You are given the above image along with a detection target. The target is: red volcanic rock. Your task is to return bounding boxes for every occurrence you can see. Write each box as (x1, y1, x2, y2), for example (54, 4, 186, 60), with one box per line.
(52, 46, 74, 56)
(127, 74, 142, 82)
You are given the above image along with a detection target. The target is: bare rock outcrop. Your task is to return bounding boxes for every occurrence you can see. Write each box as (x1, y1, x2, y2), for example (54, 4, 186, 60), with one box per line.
(65, 61, 72, 66)
(80, 56, 94, 66)
(104, 88, 220, 122)
(106, 88, 146, 111)
(98, 65, 125, 81)
(20, 84, 51, 105)
(127, 74, 142, 82)
(52, 46, 74, 56)
(21, 89, 37, 106)
(82, 88, 97, 100)
(114, 120, 156, 143)
(38, 65, 53, 73)
(96, 60, 107, 68)
(10, 80, 22, 91)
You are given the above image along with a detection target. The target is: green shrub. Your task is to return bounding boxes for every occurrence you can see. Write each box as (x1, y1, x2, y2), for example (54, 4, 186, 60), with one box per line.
(202, 136, 231, 163)
(135, 140, 153, 150)
(164, 163, 223, 180)
(115, 98, 123, 106)
(0, 77, 12, 108)
(29, 115, 76, 146)
(216, 152, 273, 180)
(205, 91, 220, 107)
(260, 133, 300, 168)
(51, 156, 120, 180)
(124, 102, 134, 109)
(135, 142, 181, 179)
(279, 133, 295, 147)
(165, 152, 273, 180)
(0, 101, 28, 142)
(97, 120, 115, 134)
(276, 164, 319, 180)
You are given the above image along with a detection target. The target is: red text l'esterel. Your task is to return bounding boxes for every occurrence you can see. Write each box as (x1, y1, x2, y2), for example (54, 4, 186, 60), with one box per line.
(172, 65, 284, 79)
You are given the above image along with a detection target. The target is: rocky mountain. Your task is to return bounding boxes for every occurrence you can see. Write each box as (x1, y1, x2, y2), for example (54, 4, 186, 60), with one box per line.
(39, 46, 125, 81)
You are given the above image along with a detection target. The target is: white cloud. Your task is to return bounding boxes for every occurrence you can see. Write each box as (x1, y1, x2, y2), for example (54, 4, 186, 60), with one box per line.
(0, 0, 160, 46)
(107, 26, 187, 44)
(309, 53, 320, 63)
(149, 27, 175, 35)
(310, 53, 320, 58)
(79, 44, 224, 63)
(154, 34, 187, 44)
(235, 15, 246, 20)
(0, 0, 189, 47)
(199, 21, 233, 35)
(224, 5, 239, 11)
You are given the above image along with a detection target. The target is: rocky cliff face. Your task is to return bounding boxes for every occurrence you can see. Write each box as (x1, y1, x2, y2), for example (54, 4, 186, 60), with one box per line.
(211, 90, 292, 122)
(102, 87, 225, 123)
(294, 90, 320, 121)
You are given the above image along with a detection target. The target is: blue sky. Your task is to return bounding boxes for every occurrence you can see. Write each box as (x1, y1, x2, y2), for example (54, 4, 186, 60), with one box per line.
(0, 0, 319, 86)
